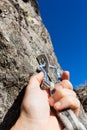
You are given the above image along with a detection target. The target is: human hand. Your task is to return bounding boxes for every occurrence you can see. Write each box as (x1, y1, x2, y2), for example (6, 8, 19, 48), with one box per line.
(11, 71, 80, 130)
(49, 71, 80, 116)
(20, 72, 50, 125)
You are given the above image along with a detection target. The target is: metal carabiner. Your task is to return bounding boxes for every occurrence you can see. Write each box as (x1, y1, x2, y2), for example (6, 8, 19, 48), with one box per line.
(36, 54, 86, 130)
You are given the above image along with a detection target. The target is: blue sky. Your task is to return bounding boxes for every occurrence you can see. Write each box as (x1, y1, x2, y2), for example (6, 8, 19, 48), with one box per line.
(38, 0, 87, 88)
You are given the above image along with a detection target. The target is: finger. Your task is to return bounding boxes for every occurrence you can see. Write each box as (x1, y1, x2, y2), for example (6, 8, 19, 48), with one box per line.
(49, 88, 76, 106)
(62, 71, 70, 80)
(27, 72, 44, 90)
(50, 88, 76, 102)
(57, 80, 73, 89)
(54, 96, 80, 116)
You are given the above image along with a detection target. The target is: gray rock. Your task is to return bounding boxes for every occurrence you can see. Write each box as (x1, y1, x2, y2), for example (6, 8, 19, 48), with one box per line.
(0, 0, 87, 129)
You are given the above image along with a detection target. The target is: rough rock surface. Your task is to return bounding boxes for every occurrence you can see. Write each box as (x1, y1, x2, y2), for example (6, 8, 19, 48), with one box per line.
(0, 0, 87, 130)
(75, 85, 87, 128)
(76, 85, 87, 113)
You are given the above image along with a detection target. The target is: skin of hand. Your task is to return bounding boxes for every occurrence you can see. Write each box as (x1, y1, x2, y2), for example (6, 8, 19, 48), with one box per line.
(11, 71, 80, 130)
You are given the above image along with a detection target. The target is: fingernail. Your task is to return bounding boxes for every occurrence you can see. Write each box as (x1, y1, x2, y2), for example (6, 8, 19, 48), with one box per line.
(55, 102, 61, 107)
(50, 89, 56, 94)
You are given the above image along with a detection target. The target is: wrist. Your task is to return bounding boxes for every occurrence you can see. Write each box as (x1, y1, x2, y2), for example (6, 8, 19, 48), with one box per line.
(10, 114, 48, 130)
(10, 116, 30, 130)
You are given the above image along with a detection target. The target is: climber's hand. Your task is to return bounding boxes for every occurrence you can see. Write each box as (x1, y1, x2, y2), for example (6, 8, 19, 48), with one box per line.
(49, 71, 80, 116)
(11, 71, 80, 130)
(20, 72, 50, 124)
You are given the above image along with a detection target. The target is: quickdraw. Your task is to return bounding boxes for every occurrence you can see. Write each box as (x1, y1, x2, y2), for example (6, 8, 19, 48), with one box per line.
(36, 54, 86, 130)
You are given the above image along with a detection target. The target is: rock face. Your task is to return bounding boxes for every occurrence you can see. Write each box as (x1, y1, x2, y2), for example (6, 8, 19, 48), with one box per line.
(75, 85, 87, 128)
(0, 0, 87, 130)
(76, 85, 87, 113)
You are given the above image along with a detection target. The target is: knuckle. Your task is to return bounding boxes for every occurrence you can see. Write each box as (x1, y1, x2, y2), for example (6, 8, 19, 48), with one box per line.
(67, 96, 73, 104)
(55, 87, 64, 96)
(68, 96, 80, 108)
(60, 80, 73, 89)
(64, 96, 74, 106)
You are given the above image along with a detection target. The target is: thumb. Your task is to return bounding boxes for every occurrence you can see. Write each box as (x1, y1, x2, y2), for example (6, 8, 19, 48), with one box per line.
(62, 71, 70, 80)
(28, 72, 44, 90)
